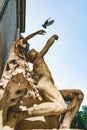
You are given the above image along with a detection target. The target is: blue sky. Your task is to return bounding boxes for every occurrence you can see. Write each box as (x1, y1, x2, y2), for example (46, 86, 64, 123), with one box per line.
(22, 0, 87, 108)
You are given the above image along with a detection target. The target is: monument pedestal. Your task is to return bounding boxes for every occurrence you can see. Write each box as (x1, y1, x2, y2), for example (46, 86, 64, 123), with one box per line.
(17, 115, 59, 130)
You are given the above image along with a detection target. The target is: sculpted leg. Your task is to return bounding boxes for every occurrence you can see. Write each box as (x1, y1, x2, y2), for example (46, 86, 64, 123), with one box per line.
(28, 102, 65, 117)
(27, 78, 67, 117)
(59, 89, 84, 128)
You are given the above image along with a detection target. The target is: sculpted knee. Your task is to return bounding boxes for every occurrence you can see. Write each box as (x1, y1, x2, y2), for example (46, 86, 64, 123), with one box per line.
(55, 103, 67, 114)
(61, 104, 67, 113)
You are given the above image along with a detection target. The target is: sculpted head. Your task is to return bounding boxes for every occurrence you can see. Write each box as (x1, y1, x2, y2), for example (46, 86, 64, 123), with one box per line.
(26, 49, 38, 63)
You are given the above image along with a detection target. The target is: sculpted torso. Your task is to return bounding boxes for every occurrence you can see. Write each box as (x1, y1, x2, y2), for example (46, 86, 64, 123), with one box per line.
(33, 56, 52, 79)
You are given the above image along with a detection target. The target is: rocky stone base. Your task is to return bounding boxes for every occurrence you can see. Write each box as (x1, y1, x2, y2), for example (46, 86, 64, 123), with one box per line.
(17, 115, 59, 130)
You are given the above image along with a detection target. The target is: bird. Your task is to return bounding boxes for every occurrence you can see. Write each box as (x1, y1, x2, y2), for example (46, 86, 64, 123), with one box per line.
(42, 18, 54, 29)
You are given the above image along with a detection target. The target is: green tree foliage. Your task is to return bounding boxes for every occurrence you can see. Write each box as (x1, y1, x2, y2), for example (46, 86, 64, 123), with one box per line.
(71, 106, 87, 130)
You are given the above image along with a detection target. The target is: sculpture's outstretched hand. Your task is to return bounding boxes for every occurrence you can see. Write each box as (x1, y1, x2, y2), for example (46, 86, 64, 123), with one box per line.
(52, 35, 58, 40)
(37, 30, 46, 35)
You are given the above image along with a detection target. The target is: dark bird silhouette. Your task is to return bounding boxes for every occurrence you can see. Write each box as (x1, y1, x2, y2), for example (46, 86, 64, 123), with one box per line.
(42, 18, 54, 29)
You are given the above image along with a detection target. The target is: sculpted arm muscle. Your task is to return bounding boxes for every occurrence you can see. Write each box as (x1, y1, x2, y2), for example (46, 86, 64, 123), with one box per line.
(15, 30, 46, 49)
(39, 35, 58, 57)
(23, 30, 46, 43)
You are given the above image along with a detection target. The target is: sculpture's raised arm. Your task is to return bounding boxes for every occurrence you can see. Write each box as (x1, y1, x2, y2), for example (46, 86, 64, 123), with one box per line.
(14, 30, 46, 59)
(17, 30, 46, 49)
(39, 35, 58, 57)
(23, 30, 46, 43)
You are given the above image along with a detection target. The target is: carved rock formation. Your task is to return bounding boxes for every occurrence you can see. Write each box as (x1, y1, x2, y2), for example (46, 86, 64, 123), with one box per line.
(0, 41, 59, 130)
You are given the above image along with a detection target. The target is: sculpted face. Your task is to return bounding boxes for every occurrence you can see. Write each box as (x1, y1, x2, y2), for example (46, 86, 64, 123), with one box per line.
(26, 49, 38, 63)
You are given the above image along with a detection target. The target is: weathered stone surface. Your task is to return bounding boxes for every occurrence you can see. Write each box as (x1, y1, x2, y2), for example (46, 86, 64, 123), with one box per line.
(17, 115, 58, 130)
(0, 31, 84, 130)
(0, 41, 59, 130)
